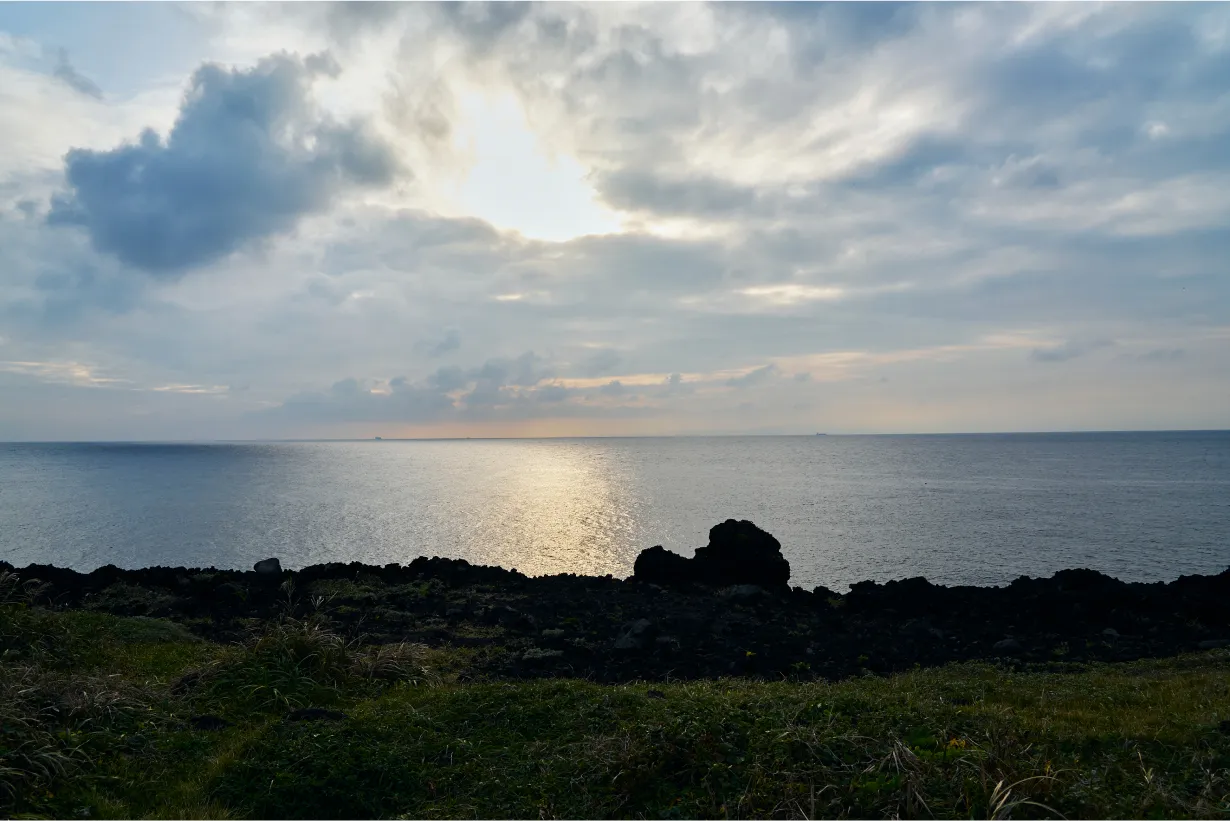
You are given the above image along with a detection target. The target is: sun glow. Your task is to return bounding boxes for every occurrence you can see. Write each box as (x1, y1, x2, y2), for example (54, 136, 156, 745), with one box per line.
(451, 89, 623, 243)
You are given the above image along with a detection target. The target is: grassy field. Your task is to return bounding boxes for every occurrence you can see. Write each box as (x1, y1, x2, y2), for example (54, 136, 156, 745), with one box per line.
(2, 572, 1229, 819)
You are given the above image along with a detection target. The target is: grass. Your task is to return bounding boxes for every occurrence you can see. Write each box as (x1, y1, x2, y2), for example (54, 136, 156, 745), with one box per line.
(2, 571, 1228, 819)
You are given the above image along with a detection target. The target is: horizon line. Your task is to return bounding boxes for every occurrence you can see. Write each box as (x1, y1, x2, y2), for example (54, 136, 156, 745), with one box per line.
(3, 427, 1229, 445)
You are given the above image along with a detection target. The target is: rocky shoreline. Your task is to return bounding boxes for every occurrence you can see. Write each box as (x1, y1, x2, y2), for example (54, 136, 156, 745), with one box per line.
(4, 520, 1228, 683)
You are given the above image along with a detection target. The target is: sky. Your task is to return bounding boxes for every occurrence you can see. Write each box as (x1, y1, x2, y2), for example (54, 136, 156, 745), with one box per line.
(0, 1, 1228, 441)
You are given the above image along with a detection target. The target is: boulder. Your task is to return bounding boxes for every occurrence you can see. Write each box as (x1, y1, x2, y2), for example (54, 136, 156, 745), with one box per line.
(992, 638, 1023, 654)
(812, 584, 840, 601)
(631, 520, 791, 591)
(216, 582, 245, 599)
(614, 618, 657, 650)
(1049, 568, 1124, 593)
(254, 558, 282, 576)
(632, 545, 694, 587)
(693, 520, 790, 589)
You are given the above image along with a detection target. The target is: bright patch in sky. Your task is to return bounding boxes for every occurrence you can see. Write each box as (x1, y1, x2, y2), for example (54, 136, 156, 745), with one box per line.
(452, 89, 622, 242)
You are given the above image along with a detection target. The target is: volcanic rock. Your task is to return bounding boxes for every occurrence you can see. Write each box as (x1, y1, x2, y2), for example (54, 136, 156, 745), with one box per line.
(254, 558, 282, 576)
(694, 520, 790, 589)
(632, 545, 694, 587)
(632, 519, 790, 590)
(993, 638, 1023, 654)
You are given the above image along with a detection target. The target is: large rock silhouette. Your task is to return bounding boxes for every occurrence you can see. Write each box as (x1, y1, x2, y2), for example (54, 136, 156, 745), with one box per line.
(633, 519, 791, 590)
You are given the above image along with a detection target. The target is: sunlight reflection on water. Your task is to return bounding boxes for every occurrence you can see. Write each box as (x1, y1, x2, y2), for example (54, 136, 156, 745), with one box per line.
(405, 441, 649, 578)
(2, 433, 1228, 589)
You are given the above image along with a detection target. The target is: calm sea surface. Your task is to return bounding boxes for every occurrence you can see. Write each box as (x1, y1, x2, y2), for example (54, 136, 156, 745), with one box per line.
(1, 433, 1227, 590)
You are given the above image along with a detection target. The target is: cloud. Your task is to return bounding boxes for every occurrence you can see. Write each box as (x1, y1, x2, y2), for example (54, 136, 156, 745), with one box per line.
(579, 348, 621, 377)
(322, 2, 404, 46)
(470, 351, 553, 388)
(595, 169, 759, 217)
(725, 363, 777, 387)
(419, 328, 461, 357)
(434, 2, 532, 46)
(1138, 348, 1185, 362)
(47, 52, 401, 275)
(52, 49, 102, 99)
(662, 372, 692, 396)
(255, 347, 648, 428)
(425, 365, 468, 392)
(271, 376, 456, 425)
(1030, 338, 1116, 363)
(598, 379, 625, 397)
(532, 383, 571, 403)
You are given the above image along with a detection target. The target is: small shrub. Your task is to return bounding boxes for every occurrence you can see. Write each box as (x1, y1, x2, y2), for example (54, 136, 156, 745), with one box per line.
(195, 616, 438, 713)
(354, 642, 438, 685)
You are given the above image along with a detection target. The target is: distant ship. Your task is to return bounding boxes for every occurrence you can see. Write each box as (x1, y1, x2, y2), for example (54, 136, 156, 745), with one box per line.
(815, 433, 827, 436)
(374, 436, 383, 441)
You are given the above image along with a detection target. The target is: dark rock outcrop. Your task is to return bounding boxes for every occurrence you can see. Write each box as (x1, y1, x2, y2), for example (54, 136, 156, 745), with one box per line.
(695, 519, 791, 589)
(254, 558, 282, 576)
(632, 519, 791, 590)
(632, 545, 694, 588)
(4, 519, 1229, 686)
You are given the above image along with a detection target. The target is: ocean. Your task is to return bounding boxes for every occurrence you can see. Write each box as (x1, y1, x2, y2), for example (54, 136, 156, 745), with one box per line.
(1, 432, 1227, 590)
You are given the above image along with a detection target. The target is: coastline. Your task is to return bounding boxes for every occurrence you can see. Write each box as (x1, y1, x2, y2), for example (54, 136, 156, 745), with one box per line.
(5, 545, 1228, 683)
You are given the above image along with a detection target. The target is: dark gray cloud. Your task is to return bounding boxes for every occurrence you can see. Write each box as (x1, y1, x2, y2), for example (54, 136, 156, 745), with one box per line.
(435, 1, 532, 45)
(426, 365, 467, 392)
(272, 377, 456, 425)
(726, 363, 777, 388)
(436, 351, 555, 410)
(599, 379, 625, 397)
(595, 169, 758, 217)
(255, 349, 634, 426)
(459, 380, 504, 408)
(470, 351, 552, 388)
(29, 266, 143, 327)
(1030, 339, 1116, 364)
(532, 383, 571, 403)
(47, 52, 401, 275)
(52, 49, 102, 99)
